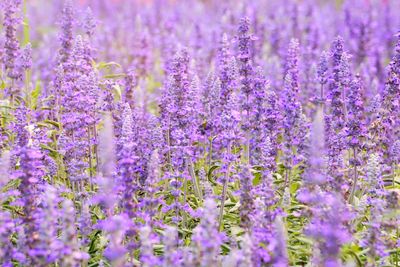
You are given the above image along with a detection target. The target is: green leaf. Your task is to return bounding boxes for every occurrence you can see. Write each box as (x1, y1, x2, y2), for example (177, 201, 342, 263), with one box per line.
(252, 171, 261, 186)
(42, 119, 61, 129)
(95, 61, 122, 70)
(207, 165, 220, 184)
(228, 201, 241, 213)
(40, 144, 58, 154)
(221, 243, 231, 254)
(103, 73, 126, 79)
(2, 178, 21, 192)
(295, 236, 313, 245)
(31, 80, 41, 109)
(231, 226, 244, 236)
(290, 181, 301, 193)
(113, 84, 122, 101)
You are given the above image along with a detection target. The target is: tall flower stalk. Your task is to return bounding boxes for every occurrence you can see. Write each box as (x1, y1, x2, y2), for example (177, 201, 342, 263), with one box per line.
(236, 17, 254, 163)
(346, 74, 366, 203)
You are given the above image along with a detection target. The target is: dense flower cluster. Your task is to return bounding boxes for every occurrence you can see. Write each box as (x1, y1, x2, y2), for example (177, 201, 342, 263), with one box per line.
(0, 0, 400, 266)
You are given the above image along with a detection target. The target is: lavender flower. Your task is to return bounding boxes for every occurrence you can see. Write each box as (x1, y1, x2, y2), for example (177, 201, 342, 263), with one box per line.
(191, 198, 224, 266)
(347, 75, 366, 202)
(140, 149, 163, 226)
(346, 74, 366, 152)
(0, 151, 11, 190)
(118, 103, 138, 218)
(60, 199, 89, 266)
(18, 146, 44, 260)
(2, 0, 22, 83)
(19, 43, 32, 71)
(162, 226, 181, 267)
(304, 106, 326, 185)
(239, 165, 255, 231)
(250, 67, 268, 166)
(316, 51, 329, 102)
(270, 216, 289, 267)
(2, 2, 400, 266)
(281, 39, 307, 174)
(96, 214, 131, 267)
(250, 180, 279, 266)
(83, 7, 96, 38)
(364, 153, 382, 193)
(325, 37, 350, 192)
(218, 33, 237, 108)
(0, 150, 15, 265)
(59, 0, 74, 64)
(59, 35, 99, 190)
(238, 234, 253, 267)
(123, 70, 137, 108)
(132, 25, 152, 78)
(29, 185, 63, 265)
(139, 225, 160, 267)
(95, 113, 118, 212)
(304, 192, 352, 266)
(200, 74, 221, 141)
(78, 200, 92, 246)
(360, 196, 389, 266)
(236, 17, 254, 162)
(0, 210, 16, 266)
(379, 34, 400, 166)
(160, 48, 196, 170)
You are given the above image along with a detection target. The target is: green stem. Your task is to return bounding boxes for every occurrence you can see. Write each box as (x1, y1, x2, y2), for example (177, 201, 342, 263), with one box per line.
(218, 144, 231, 231)
(166, 121, 173, 172)
(182, 171, 188, 228)
(208, 137, 213, 171)
(87, 127, 93, 191)
(348, 148, 358, 204)
(188, 157, 202, 201)
(23, 0, 30, 46)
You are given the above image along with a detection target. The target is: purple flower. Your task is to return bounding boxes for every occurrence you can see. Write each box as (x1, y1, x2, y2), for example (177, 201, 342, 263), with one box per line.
(250, 174, 280, 265)
(304, 106, 326, 185)
(17, 146, 46, 264)
(304, 192, 352, 266)
(190, 198, 225, 266)
(269, 216, 289, 267)
(59, 35, 99, 189)
(131, 23, 153, 77)
(218, 33, 237, 108)
(96, 214, 132, 267)
(236, 17, 255, 162)
(316, 51, 329, 102)
(379, 34, 400, 166)
(162, 226, 181, 266)
(0, 209, 16, 266)
(28, 185, 64, 265)
(237, 17, 254, 103)
(250, 67, 269, 166)
(118, 103, 139, 218)
(58, 0, 74, 64)
(325, 37, 351, 192)
(346, 74, 366, 151)
(239, 165, 255, 231)
(60, 199, 89, 266)
(83, 7, 96, 38)
(19, 43, 32, 71)
(95, 113, 118, 212)
(123, 70, 137, 108)
(281, 39, 307, 171)
(160, 48, 197, 170)
(139, 225, 161, 267)
(2, 0, 22, 83)
(200, 74, 221, 140)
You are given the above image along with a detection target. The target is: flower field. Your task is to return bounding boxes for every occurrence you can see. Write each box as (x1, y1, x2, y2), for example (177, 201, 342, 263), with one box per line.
(0, 0, 399, 266)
